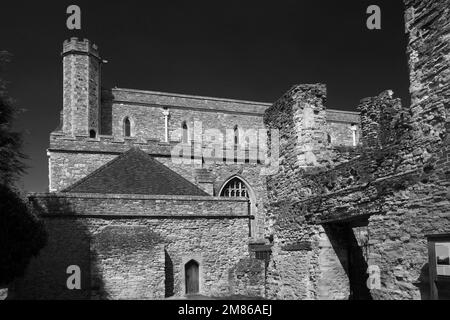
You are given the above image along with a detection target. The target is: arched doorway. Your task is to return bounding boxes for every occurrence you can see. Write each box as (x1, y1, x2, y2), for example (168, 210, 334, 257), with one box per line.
(219, 176, 257, 237)
(185, 260, 199, 295)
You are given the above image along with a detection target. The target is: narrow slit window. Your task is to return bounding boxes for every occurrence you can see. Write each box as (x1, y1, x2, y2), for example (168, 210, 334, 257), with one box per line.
(124, 117, 131, 137)
(234, 125, 239, 145)
(182, 121, 188, 143)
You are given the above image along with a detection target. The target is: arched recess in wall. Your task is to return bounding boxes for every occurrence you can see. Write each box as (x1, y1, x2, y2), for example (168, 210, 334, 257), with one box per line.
(123, 117, 132, 137)
(181, 121, 188, 143)
(185, 260, 199, 295)
(218, 175, 257, 237)
(89, 130, 97, 139)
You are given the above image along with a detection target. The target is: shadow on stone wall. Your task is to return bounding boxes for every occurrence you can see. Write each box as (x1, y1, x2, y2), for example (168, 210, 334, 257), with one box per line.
(165, 249, 174, 298)
(414, 263, 430, 300)
(324, 221, 372, 300)
(228, 257, 265, 298)
(89, 225, 165, 299)
(10, 196, 107, 300)
(346, 226, 372, 300)
(100, 88, 113, 136)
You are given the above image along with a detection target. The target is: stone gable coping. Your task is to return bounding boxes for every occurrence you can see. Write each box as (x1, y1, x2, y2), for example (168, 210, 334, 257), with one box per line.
(28, 192, 251, 219)
(28, 192, 249, 202)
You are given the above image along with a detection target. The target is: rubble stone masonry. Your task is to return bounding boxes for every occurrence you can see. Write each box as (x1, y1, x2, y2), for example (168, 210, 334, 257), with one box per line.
(11, 194, 262, 299)
(13, 0, 449, 301)
(262, 0, 449, 300)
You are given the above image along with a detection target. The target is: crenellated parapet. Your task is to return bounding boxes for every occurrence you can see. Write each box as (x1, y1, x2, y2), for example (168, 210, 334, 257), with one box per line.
(62, 37, 101, 60)
(264, 84, 330, 171)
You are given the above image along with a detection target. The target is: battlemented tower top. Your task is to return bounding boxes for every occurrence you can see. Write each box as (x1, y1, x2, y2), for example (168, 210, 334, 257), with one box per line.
(62, 37, 101, 60)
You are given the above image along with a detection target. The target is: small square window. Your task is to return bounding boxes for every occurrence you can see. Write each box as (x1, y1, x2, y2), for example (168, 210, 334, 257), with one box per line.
(436, 242, 450, 276)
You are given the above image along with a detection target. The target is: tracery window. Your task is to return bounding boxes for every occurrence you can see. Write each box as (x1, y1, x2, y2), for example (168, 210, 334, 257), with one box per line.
(220, 177, 248, 198)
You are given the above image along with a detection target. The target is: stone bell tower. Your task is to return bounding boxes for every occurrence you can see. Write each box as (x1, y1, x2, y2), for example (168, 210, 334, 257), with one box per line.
(61, 38, 102, 137)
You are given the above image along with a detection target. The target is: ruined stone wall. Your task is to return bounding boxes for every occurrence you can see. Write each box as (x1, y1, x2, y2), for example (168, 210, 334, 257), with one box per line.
(343, 0, 449, 300)
(263, 84, 332, 204)
(367, 0, 450, 299)
(286, 92, 418, 300)
(326, 110, 360, 147)
(262, 84, 351, 300)
(298, 92, 410, 224)
(327, 122, 359, 147)
(404, 0, 449, 143)
(304, 87, 448, 300)
(11, 194, 261, 299)
(263, 86, 447, 300)
(261, 0, 449, 300)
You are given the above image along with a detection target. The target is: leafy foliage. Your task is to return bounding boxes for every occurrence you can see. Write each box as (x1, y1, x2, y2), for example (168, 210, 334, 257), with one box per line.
(0, 184, 47, 286)
(0, 52, 47, 287)
(0, 51, 27, 185)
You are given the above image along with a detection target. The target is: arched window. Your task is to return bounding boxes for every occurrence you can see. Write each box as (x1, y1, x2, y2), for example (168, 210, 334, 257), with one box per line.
(220, 176, 257, 237)
(124, 117, 131, 137)
(182, 121, 188, 143)
(89, 130, 96, 139)
(220, 177, 248, 198)
(234, 125, 239, 145)
(185, 260, 199, 295)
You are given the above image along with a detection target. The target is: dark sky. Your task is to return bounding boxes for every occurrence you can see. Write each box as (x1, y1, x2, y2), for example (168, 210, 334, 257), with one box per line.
(1, 0, 410, 192)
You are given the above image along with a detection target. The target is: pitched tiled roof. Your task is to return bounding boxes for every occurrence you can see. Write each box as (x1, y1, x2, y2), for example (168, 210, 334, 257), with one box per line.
(63, 147, 208, 196)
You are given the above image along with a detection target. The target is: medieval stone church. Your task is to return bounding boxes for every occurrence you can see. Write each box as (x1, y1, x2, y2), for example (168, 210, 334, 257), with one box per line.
(10, 0, 450, 300)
